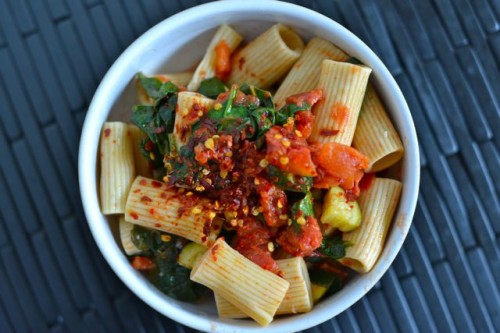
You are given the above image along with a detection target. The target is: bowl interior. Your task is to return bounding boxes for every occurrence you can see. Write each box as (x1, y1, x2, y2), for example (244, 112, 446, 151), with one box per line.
(79, 1, 420, 332)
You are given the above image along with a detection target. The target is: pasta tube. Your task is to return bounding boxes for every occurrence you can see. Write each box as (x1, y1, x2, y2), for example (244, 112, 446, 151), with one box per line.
(187, 25, 243, 91)
(119, 216, 141, 256)
(214, 257, 313, 318)
(100, 122, 136, 214)
(274, 37, 349, 108)
(309, 60, 371, 145)
(124, 176, 221, 246)
(191, 238, 290, 326)
(339, 178, 402, 273)
(352, 84, 404, 172)
(228, 24, 304, 89)
(127, 124, 151, 178)
(173, 92, 215, 150)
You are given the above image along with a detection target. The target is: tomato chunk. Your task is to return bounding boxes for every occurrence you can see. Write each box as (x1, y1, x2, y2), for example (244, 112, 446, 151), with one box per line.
(294, 110, 315, 138)
(285, 88, 323, 107)
(233, 217, 279, 273)
(215, 40, 231, 80)
(265, 126, 317, 177)
(276, 216, 323, 257)
(256, 178, 289, 227)
(131, 256, 155, 270)
(312, 142, 369, 197)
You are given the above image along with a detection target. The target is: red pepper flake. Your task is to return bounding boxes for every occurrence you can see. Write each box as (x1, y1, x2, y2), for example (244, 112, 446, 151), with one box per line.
(319, 129, 338, 136)
(155, 223, 161, 228)
(133, 189, 141, 193)
(201, 236, 207, 243)
(139, 179, 147, 186)
(149, 208, 155, 215)
(151, 180, 162, 188)
(160, 192, 167, 199)
(130, 212, 139, 220)
(211, 244, 220, 261)
(141, 195, 152, 202)
(144, 140, 154, 151)
(104, 128, 111, 137)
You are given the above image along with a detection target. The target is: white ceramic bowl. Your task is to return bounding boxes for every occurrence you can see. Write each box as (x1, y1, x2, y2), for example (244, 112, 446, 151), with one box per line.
(79, 1, 420, 332)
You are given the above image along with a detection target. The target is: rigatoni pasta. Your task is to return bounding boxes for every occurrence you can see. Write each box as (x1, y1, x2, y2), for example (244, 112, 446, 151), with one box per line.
(191, 238, 290, 326)
(124, 176, 221, 246)
(273, 37, 349, 108)
(228, 24, 304, 89)
(119, 216, 142, 255)
(353, 84, 404, 172)
(100, 122, 135, 214)
(339, 178, 403, 273)
(215, 257, 312, 318)
(308, 60, 372, 145)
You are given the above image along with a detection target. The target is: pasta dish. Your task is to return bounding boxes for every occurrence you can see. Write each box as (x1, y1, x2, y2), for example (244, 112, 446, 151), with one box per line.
(98, 24, 404, 326)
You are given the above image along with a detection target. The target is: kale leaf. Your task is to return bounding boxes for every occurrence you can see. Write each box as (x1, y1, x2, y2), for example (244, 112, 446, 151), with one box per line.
(267, 165, 313, 192)
(318, 235, 346, 260)
(132, 73, 179, 157)
(275, 102, 311, 125)
(131, 226, 207, 301)
(198, 77, 227, 98)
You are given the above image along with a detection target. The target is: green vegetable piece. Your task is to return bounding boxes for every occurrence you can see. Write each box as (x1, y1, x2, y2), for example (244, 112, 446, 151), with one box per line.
(239, 84, 274, 108)
(318, 234, 346, 260)
(251, 107, 275, 138)
(137, 72, 178, 101)
(275, 102, 311, 125)
(321, 186, 362, 232)
(309, 269, 343, 302)
(346, 57, 363, 65)
(198, 77, 227, 98)
(290, 192, 314, 229)
(178, 243, 207, 269)
(267, 165, 312, 192)
(153, 261, 207, 301)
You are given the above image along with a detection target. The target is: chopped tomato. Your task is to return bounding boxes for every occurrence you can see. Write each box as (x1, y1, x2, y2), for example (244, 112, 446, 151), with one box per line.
(312, 142, 369, 197)
(285, 88, 323, 108)
(265, 126, 317, 177)
(131, 256, 155, 270)
(215, 40, 231, 80)
(256, 178, 289, 227)
(276, 216, 323, 257)
(233, 217, 279, 273)
(294, 110, 315, 138)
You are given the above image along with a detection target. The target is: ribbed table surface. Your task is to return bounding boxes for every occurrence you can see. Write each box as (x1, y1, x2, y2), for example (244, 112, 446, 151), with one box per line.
(0, 0, 499, 332)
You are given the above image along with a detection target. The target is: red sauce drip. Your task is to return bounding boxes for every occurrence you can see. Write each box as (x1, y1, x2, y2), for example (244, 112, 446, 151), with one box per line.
(160, 192, 167, 199)
(141, 195, 152, 202)
(238, 57, 246, 70)
(177, 206, 186, 217)
(130, 212, 139, 220)
(358, 173, 375, 191)
(151, 180, 162, 188)
(139, 179, 147, 186)
(104, 128, 111, 137)
(319, 129, 338, 136)
(330, 102, 350, 132)
(211, 244, 220, 261)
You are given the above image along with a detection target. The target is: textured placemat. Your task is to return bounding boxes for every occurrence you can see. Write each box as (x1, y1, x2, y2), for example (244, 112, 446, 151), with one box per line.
(0, 0, 499, 332)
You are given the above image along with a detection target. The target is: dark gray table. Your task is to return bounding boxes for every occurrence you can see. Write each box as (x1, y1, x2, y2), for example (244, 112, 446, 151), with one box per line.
(0, 0, 499, 332)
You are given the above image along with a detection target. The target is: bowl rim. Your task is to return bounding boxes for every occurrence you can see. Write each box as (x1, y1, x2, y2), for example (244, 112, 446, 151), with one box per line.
(78, 1, 420, 332)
